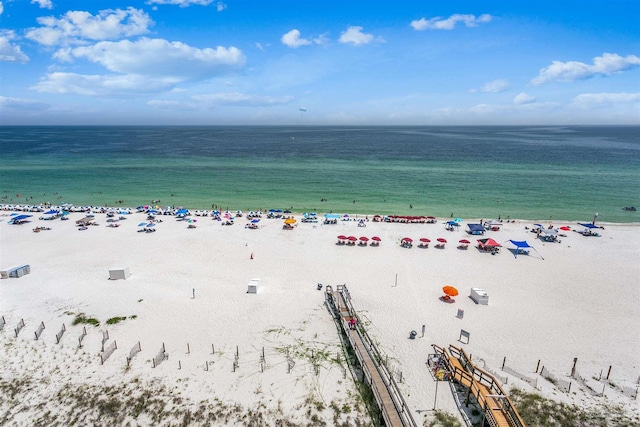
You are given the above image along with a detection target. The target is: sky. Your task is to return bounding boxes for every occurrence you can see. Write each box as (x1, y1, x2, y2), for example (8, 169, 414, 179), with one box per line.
(0, 0, 639, 125)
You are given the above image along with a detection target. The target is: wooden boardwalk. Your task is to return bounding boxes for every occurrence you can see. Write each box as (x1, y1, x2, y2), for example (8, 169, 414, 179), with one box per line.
(326, 285, 416, 427)
(431, 344, 526, 427)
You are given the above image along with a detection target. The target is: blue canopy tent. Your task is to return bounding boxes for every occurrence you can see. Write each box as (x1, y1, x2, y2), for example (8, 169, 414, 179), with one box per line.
(445, 220, 460, 231)
(578, 222, 602, 236)
(578, 223, 599, 229)
(9, 214, 32, 224)
(324, 213, 340, 219)
(508, 239, 544, 260)
(467, 223, 486, 235)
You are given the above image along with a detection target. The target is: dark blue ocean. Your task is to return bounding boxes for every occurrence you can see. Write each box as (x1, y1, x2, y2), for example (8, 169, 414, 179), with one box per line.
(0, 126, 638, 222)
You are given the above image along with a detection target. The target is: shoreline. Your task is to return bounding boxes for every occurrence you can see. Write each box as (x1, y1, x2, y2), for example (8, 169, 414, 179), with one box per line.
(2, 202, 638, 226)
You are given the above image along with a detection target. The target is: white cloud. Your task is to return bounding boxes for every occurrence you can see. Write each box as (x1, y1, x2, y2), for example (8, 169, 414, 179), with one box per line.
(31, 0, 53, 9)
(339, 26, 375, 45)
(31, 72, 180, 95)
(191, 92, 294, 106)
(531, 53, 640, 85)
(0, 95, 49, 111)
(281, 29, 312, 48)
(313, 33, 329, 46)
(25, 8, 153, 46)
(147, 99, 194, 109)
(216, 1, 227, 12)
(33, 37, 245, 96)
(0, 2, 4, 15)
(471, 79, 509, 93)
(53, 37, 246, 80)
(146, 0, 214, 6)
(513, 92, 536, 104)
(573, 92, 640, 106)
(411, 14, 492, 31)
(0, 30, 29, 62)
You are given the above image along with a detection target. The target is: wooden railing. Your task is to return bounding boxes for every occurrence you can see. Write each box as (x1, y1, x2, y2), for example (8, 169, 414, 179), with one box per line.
(326, 285, 417, 427)
(431, 344, 526, 427)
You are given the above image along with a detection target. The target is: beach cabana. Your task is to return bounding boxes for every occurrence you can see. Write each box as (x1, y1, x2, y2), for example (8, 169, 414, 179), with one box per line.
(9, 214, 32, 224)
(485, 220, 502, 231)
(539, 229, 560, 242)
(371, 236, 381, 246)
(445, 220, 459, 231)
(359, 236, 369, 246)
(418, 238, 430, 248)
(467, 223, 486, 235)
(435, 238, 447, 248)
(508, 240, 543, 259)
(578, 223, 602, 236)
(337, 235, 347, 244)
(477, 238, 501, 253)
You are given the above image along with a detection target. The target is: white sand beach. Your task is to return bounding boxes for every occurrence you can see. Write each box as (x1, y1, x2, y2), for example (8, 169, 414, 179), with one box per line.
(1, 208, 639, 425)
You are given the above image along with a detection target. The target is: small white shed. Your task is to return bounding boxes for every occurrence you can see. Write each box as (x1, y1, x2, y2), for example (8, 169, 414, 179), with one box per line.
(247, 278, 261, 294)
(109, 267, 131, 280)
(470, 287, 489, 305)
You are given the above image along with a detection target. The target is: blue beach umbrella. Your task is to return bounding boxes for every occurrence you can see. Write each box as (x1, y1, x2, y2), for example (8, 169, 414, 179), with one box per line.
(251, 219, 260, 223)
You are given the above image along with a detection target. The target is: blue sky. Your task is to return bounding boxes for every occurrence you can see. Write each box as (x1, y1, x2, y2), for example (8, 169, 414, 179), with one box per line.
(1, 0, 639, 125)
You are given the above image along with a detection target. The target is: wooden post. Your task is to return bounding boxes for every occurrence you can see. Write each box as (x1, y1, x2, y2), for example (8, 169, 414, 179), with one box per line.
(187, 343, 190, 354)
(535, 359, 541, 373)
(178, 360, 181, 370)
(606, 365, 612, 380)
(502, 356, 506, 370)
(212, 344, 215, 354)
(571, 358, 578, 377)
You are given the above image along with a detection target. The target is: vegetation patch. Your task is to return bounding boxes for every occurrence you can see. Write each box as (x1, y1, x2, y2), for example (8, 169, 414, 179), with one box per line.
(106, 316, 128, 325)
(72, 314, 100, 327)
(509, 387, 640, 427)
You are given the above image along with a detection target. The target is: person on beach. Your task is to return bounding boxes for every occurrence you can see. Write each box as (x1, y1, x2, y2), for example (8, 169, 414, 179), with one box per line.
(349, 317, 356, 330)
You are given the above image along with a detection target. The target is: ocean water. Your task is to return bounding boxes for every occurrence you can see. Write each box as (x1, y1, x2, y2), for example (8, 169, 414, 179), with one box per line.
(0, 126, 638, 223)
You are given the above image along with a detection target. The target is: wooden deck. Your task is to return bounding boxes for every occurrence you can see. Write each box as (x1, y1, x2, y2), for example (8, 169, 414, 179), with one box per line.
(327, 285, 416, 427)
(447, 356, 510, 427)
(432, 344, 526, 427)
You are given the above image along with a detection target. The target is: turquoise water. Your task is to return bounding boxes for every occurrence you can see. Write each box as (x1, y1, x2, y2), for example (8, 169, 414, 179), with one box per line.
(0, 126, 638, 222)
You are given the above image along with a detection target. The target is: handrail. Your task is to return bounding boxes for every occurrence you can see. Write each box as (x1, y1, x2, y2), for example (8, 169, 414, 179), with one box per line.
(327, 285, 418, 427)
(446, 344, 526, 427)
